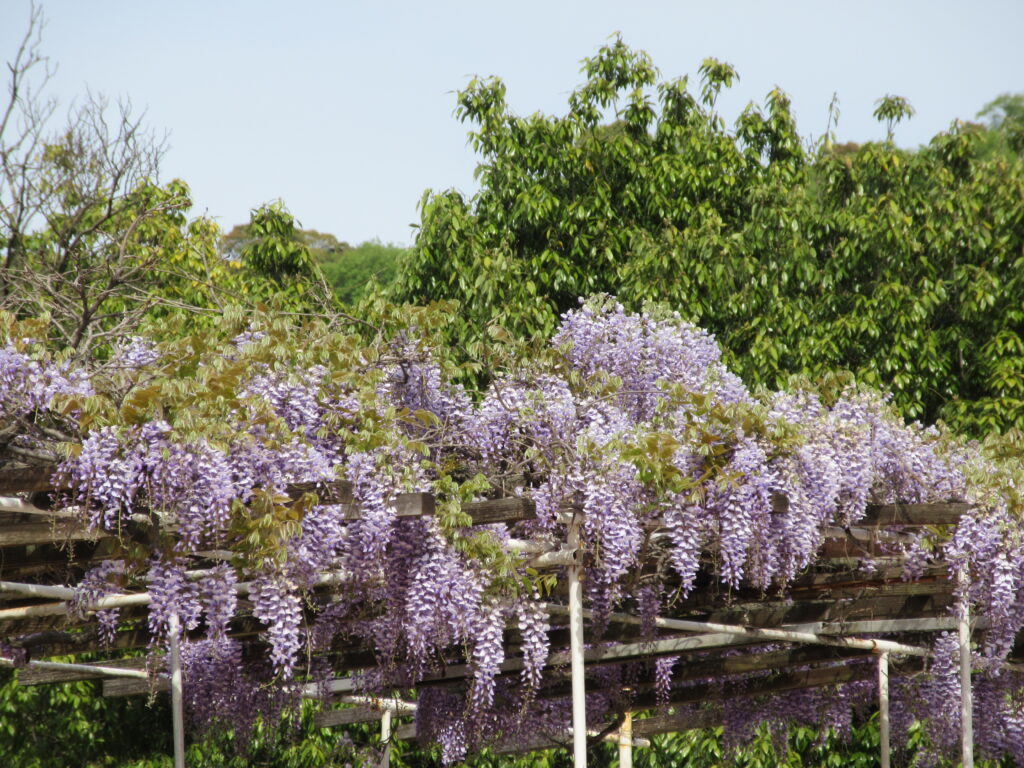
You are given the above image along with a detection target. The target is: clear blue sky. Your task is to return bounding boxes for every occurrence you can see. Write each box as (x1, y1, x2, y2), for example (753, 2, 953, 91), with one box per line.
(3, 0, 1022, 246)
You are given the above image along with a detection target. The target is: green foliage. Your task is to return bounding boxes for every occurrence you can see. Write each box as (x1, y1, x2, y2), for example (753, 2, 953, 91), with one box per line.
(320, 239, 405, 305)
(0, 667, 172, 768)
(220, 213, 401, 307)
(978, 92, 1024, 155)
(393, 37, 1024, 435)
(237, 201, 335, 310)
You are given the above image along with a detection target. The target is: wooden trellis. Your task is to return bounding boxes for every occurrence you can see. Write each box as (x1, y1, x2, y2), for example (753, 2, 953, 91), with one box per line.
(0, 464, 1013, 768)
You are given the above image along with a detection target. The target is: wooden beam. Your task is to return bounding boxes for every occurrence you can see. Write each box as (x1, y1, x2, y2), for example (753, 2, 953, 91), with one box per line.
(657, 661, 877, 708)
(860, 503, 971, 527)
(0, 520, 99, 548)
(704, 592, 955, 629)
(538, 646, 873, 701)
(791, 564, 949, 588)
(0, 466, 59, 494)
(316, 707, 408, 728)
(283, 481, 535, 524)
(103, 676, 168, 697)
(631, 709, 721, 737)
(0, 497, 74, 517)
(460, 496, 536, 525)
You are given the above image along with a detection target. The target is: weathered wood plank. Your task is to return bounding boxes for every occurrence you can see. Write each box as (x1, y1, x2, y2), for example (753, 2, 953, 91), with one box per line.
(315, 706, 379, 727)
(0, 466, 59, 494)
(538, 645, 873, 701)
(315, 706, 406, 728)
(651, 661, 877, 709)
(461, 496, 536, 525)
(632, 709, 722, 737)
(0, 520, 102, 548)
(790, 576, 952, 600)
(103, 677, 167, 697)
(704, 592, 955, 629)
(860, 503, 971, 527)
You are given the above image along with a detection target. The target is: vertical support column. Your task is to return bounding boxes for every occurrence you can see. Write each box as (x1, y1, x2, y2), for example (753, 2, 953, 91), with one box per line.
(877, 651, 890, 768)
(167, 612, 186, 768)
(618, 711, 633, 768)
(568, 512, 587, 767)
(958, 587, 974, 768)
(380, 709, 392, 768)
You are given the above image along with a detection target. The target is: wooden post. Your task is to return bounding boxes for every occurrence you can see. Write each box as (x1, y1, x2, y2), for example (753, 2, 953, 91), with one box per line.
(878, 651, 890, 768)
(568, 513, 587, 767)
(168, 613, 186, 768)
(958, 588, 974, 768)
(618, 711, 633, 768)
(380, 709, 392, 768)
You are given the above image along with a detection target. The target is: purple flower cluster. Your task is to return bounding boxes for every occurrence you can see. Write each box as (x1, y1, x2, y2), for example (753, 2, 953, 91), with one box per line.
(249, 575, 303, 678)
(31, 296, 1024, 763)
(72, 560, 125, 646)
(0, 341, 92, 422)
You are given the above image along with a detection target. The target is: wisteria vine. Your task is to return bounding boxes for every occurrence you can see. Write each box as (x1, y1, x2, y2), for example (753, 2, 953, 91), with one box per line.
(2, 298, 1024, 764)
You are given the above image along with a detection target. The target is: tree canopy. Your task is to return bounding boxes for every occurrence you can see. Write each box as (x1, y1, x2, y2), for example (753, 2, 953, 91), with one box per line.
(393, 37, 1024, 436)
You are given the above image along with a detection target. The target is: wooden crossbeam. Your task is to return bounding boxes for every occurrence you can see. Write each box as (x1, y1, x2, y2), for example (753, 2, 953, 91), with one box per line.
(316, 706, 393, 727)
(860, 503, 971, 527)
(0, 490, 533, 552)
(0, 520, 102, 548)
(649, 660, 879, 709)
(104, 676, 167, 697)
(461, 496, 536, 524)
(537, 645, 873, 701)
(632, 710, 721, 736)
(315, 699, 415, 728)
(0, 466, 58, 494)
(703, 592, 955, 629)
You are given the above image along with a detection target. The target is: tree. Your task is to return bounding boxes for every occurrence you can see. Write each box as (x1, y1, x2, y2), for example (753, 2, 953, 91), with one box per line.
(0, 7, 228, 355)
(0, 8, 339, 358)
(393, 36, 1024, 435)
(320, 239, 404, 305)
(977, 92, 1024, 154)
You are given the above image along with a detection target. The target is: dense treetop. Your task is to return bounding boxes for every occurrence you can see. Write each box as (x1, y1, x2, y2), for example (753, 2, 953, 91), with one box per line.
(392, 37, 1024, 436)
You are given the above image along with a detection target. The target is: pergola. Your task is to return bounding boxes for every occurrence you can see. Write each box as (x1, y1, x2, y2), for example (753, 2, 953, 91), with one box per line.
(0, 462, 1013, 768)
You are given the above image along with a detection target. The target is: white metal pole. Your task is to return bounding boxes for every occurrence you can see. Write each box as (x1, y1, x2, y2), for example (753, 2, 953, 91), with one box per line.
(168, 613, 186, 768)
(568, 513, 587, 767)
(618, 711, 633, 768)
(380, 709, 392, 768)
(878, 651, 890, 768)
(958, 592, 974, 768)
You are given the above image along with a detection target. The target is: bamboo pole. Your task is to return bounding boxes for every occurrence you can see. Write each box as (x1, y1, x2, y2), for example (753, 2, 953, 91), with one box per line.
(618, 711, 633, 768)
(543, 605, 932, 657)
(168, 613, 186, 768)
(567, 513, 587, 767)
(878, 651, 890, 768)
(958, 588, 974, 768)
(380, 709, 392, 768)
(0, 570, 354, 621)
(0, 657, 151, 680)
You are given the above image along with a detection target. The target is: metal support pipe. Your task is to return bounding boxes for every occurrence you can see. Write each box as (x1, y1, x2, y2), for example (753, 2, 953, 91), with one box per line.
(380, 709, 392, 768)
(567, 513, 587, 767)
(959, 590, 974, 768)
(618, 711, 633, 768)
(168, 613, 186, 768)
(0, 657, 151, 680)
(878, 651, 890, 768)
(543, 604, 930, 657)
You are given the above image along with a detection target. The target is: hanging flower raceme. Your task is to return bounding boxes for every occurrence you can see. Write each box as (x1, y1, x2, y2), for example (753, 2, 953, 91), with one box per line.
(20, 297, 1023, 764)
